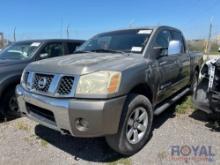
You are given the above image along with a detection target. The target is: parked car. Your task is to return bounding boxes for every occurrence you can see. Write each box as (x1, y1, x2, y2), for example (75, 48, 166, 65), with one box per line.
(193, 57, 220, 118)
(16, 26, 203, 155)
(0, 39, 84, 116)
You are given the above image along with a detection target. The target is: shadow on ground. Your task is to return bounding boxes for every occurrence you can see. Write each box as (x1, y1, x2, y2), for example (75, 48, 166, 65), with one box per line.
(190, 110, 220, 132)
(0, 108, 19, 123)
(153, 95, 189, 129)
(35, 125, 123, 163)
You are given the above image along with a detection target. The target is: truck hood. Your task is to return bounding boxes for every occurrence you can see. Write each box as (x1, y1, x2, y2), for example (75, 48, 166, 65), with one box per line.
(0, 59, 26, 67)
(27, 53, 146, 75)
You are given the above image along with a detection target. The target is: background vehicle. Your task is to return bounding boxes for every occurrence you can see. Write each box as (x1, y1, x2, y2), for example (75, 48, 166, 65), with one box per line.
(17, 26, 203, 155)
(0, 39, 84, 117)
(193, 57, 220, 119)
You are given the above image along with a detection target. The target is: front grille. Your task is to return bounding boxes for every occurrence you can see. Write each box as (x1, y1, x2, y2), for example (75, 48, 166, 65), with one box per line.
(32, 74, 54, 93)
(26, 103, 55, 122)
(57, 76, 74, 95)
(23, 71, 76, 97)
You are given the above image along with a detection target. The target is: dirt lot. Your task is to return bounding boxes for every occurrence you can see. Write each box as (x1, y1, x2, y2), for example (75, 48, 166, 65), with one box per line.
(0, 97, 220, 165)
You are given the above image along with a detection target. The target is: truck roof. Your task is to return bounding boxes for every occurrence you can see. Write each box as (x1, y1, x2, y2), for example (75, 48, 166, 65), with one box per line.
(14, 39, 85, 44)
(100, 26, 181, 34)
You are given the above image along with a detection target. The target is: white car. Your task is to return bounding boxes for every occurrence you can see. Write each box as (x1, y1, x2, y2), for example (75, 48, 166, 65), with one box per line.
(193, 57, 220, 117)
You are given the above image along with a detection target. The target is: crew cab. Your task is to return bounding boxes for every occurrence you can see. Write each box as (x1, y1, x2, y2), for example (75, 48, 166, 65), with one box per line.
(0, 39, 84, 116)
(16, 26, 203, 155)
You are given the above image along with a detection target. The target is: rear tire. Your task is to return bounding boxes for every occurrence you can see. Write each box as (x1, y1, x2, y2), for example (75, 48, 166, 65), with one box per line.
(105, 94, 153, 156)
(191, 71, 199, 94)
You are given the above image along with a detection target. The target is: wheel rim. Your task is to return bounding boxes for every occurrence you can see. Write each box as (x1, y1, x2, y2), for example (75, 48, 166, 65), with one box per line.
(8, 96, 18, 112)
(126, 107, 148, 144)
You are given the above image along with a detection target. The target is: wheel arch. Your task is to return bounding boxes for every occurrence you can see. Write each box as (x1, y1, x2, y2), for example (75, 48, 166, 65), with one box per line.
(0, 75, 21, 100)
(195, 65, 200, 74)
(128, 83, 153, 104)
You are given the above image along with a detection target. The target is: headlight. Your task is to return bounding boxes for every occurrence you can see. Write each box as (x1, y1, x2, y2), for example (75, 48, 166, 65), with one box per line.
(76, 71, 121, 95)
(21, 71, 25, 83)
(21, 71, 30, 89)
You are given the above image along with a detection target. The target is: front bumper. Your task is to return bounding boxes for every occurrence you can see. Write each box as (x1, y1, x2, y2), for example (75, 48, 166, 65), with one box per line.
(16, 85, 126, 137)
(193, 79, 220, 114)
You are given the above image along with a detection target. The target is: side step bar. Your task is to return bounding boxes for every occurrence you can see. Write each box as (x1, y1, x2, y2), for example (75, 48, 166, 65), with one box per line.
(154, 88, 190, 115)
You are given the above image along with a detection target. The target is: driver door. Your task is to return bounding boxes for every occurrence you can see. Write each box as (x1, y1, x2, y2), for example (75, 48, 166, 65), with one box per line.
(154, 30, 179, 102)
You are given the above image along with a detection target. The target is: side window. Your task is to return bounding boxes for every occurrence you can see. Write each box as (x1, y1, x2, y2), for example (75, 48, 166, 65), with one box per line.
(154, 30, 171, 56)
(171, 31, 185, 53)
(40, 42, 64, 58)
(155, 30, 171, 48)
(67, 43, 80, 54)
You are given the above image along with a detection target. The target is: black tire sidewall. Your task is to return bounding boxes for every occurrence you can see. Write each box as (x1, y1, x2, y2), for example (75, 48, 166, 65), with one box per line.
(106, 94, 153, 156)
(191, 71, 199, 93)
(2, 87, 19, 116)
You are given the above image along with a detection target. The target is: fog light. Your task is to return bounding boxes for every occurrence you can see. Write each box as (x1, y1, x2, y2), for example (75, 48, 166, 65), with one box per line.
(75, 118, 89, 131)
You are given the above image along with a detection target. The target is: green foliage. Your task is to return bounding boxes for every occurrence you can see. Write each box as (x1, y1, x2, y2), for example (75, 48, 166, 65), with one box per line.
(108, 158, 132, 165)
(175, 96, 194, 114)
(187, 40, 205, 52)
(187, 40, 220, 54)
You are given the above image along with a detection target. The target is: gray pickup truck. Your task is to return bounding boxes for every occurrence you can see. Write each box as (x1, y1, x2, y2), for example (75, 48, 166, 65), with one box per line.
(0, 39, 84, 117)
(16, 26, 203, 155)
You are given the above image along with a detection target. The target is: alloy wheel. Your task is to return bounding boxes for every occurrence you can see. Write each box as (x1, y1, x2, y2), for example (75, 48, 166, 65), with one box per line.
(126, 107, 148, 144)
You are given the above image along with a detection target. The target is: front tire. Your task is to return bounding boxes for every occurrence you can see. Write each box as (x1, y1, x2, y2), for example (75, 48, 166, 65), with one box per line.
(105, 94, 153, 156)
(2, 87, 20, 117)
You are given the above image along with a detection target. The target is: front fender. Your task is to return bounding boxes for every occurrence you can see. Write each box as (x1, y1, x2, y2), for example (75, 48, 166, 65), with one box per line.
(0, 74, 21, 97)
(118, 62, 158, 102)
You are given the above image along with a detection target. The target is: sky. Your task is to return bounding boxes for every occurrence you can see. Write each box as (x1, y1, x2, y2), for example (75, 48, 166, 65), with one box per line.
(1, 0, 220, 41)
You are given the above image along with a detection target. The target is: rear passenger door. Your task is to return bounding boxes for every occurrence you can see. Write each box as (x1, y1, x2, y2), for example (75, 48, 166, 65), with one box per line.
(170, 31, 190, 91)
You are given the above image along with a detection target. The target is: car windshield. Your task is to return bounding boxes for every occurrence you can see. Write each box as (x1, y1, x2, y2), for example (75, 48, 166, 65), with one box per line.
(0, 42, 41, 60)
(77, 29, 152, 54)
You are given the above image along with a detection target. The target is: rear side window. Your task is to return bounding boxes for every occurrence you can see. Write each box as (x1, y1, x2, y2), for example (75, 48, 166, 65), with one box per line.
(40, 42, 64, 58)
(171, 31, 185, 53)
(67, 43, 80, 54)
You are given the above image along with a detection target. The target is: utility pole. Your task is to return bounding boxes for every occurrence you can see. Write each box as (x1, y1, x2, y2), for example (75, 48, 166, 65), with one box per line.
(60, 18, 63, 38)
(0, 32, 4, 48)
(13, 27, 16, 42)
(206, 17, 213, 60)
(66, 24, 70, 39)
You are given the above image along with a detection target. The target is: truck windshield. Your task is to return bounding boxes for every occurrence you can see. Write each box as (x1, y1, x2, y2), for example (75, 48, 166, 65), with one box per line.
(0, 42, 41, 60)
(77, 29, 152, 54)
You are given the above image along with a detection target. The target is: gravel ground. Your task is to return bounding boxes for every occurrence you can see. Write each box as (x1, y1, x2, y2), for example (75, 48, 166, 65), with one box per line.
(0, 100, 220, 165)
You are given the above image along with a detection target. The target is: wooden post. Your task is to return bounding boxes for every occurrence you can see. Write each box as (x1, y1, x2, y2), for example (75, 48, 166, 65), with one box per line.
(0, 32, 4, 48)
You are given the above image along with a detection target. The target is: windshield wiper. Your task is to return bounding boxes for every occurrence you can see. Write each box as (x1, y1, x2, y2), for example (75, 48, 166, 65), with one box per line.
(74, 50, 92, 54)
(90, 49, 129, 55)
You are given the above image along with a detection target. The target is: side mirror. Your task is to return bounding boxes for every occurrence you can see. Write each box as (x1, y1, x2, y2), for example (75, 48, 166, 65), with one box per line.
(218, 47, 220, 52)
(39, 53, 49, 59)
(153, 46, 168, 59)
(168, 40, 182, 56)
